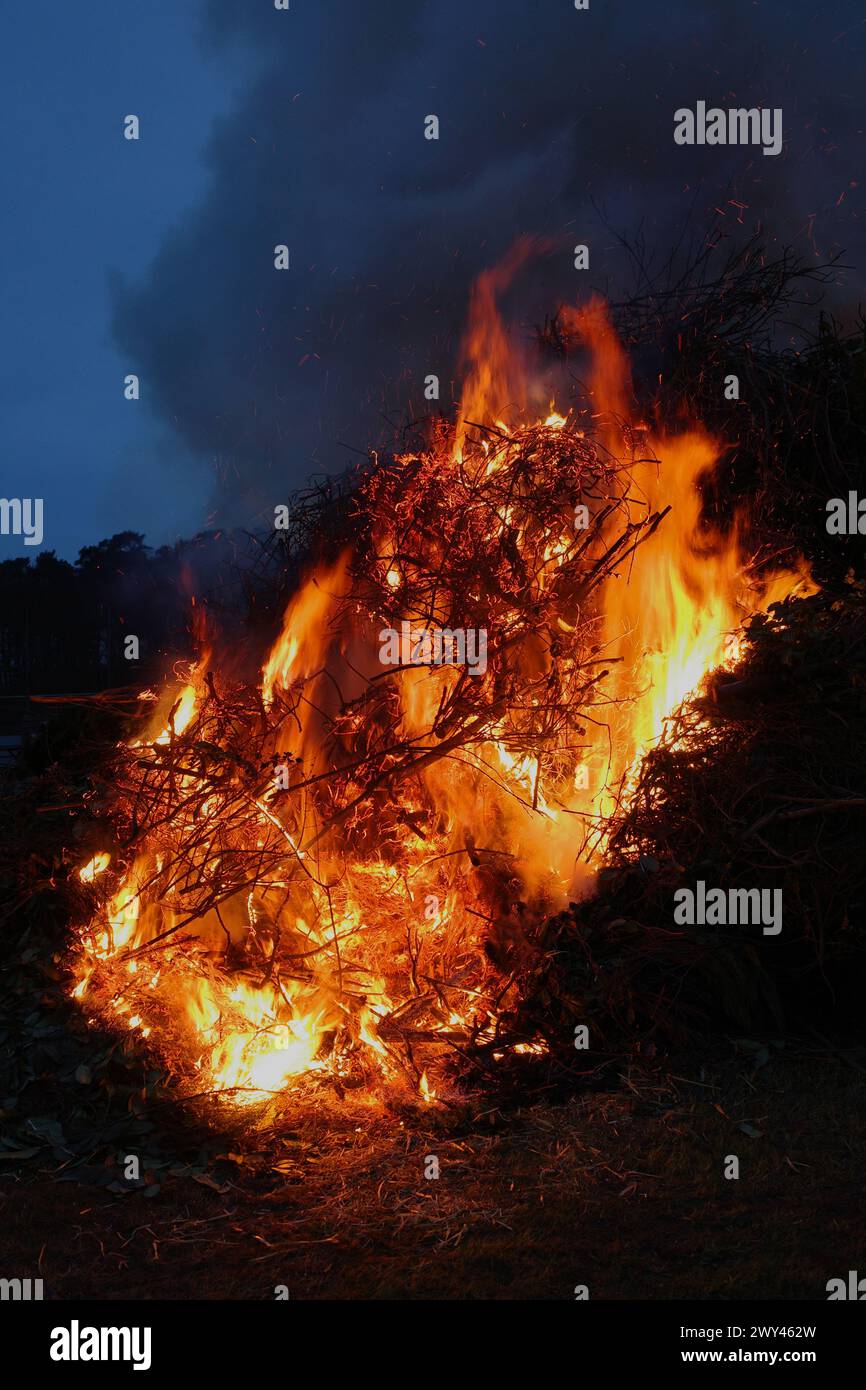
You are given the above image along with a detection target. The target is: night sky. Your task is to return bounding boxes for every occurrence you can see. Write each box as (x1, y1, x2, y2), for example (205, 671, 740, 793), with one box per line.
(2, 0, 863, 560)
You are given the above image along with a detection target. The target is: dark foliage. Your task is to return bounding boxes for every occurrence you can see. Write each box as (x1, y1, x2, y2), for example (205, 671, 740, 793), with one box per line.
(516, 584, 866, 1059)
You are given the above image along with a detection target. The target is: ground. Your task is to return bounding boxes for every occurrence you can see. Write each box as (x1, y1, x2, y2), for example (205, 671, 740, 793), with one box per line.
(2, 1050, 864, 1300)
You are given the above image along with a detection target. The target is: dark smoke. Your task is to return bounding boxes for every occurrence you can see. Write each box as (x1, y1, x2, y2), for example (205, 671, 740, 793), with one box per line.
(112, 0, 865, 527)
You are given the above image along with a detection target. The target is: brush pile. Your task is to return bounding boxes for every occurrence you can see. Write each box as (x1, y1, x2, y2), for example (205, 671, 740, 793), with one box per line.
(70, 416, 664, 1103)
(514, 581, 866, 1060)
(21, 237, 866, 1108)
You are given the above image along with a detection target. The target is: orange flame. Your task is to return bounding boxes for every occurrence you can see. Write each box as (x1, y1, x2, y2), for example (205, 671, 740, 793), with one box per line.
(263, 552, 352, 706)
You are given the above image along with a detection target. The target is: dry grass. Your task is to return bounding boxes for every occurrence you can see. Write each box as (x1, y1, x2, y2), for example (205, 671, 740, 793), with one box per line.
(2, 1049, 864, 1300)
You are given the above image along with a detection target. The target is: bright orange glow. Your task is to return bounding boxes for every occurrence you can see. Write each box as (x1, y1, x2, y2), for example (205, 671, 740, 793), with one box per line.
(79, 852, 111, 883)
(560, 296, 815, 821)
(70, 254, 814, 1110)
(131, 657, 209, 749)
(262, 552, 351, 706)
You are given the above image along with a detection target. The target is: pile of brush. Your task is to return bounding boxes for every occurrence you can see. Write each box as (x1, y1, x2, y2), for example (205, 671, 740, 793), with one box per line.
(89, 419, 655, 932)
(68, 416, 669, 1097)
(511, 582, 866, 1061)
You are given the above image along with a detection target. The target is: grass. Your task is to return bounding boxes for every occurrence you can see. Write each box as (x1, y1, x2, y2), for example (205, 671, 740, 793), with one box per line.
(2, 1049, 864, 1300)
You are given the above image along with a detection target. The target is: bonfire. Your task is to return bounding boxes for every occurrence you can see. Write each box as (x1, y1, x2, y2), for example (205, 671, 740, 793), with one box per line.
(71, 258, 813, 1109)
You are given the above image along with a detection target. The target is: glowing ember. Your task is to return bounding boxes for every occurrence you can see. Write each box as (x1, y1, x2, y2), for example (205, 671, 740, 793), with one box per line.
(79, 852, 111, 883)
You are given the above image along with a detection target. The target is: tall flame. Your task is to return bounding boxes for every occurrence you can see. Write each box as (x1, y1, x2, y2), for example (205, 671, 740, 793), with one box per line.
(559, 296, 813, 806)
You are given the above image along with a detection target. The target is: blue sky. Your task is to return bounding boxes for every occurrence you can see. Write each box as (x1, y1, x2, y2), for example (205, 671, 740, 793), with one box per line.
(2, 1, 862, 561)
(0, 1, 254, 559)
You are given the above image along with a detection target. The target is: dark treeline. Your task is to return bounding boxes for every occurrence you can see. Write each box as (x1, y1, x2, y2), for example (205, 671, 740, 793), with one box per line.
(0, 529, 295, 721)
